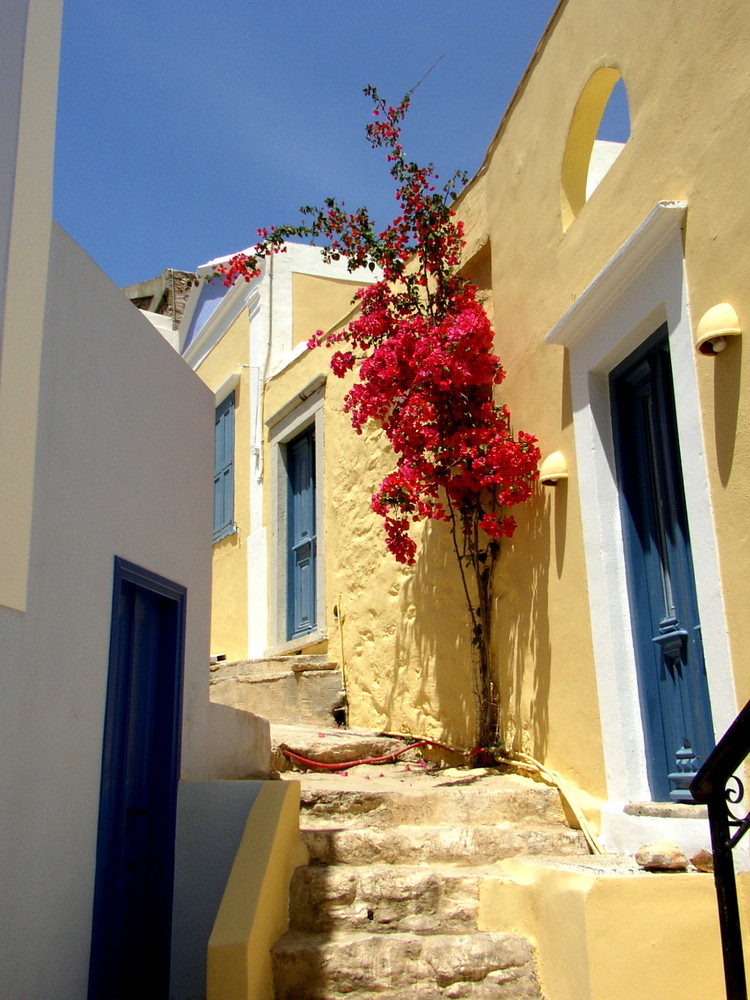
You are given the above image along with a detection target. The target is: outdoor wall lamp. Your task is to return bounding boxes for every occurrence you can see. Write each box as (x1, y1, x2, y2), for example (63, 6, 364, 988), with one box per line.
(695, 302, 742, 355)
(539, 451, 568, 486)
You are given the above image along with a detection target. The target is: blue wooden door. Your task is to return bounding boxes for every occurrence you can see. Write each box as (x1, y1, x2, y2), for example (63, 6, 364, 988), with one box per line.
(611, 330, 714, 801)
(287, 426, 317, 640)
(89, 560, 185, 1000)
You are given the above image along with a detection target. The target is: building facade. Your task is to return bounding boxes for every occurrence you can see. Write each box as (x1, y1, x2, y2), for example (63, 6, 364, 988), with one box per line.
(187, 0, 750, 861)
(179, 244, 375, 663)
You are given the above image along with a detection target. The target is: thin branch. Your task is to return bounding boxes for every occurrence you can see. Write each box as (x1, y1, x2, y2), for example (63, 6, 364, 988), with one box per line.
(445, 490, 478, 635)
(407, 54, 446, 98)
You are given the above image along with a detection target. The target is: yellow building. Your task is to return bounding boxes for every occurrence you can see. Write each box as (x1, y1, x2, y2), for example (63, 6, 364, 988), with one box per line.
(183, 0, 750, 849)
(182, 2, 750, 997)
(448, 0, 750, 852)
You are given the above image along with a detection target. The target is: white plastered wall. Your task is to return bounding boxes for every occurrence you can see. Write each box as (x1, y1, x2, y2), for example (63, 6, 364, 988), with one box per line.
(548, 203, 736, 852)
(0, 225, 214, 999)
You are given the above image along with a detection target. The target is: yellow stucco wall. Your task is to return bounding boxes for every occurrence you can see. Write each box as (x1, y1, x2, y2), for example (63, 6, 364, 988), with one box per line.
(480, 860, 750, 1000)
(0, 0, 61, 611)
(260, 0, 750, 805)
(461, 0, 750, 784)
(264, 322, 485, 747)
(195, 308, 250, 661)
(207, 781, 305, 1000)
(291, 273, 363, 348)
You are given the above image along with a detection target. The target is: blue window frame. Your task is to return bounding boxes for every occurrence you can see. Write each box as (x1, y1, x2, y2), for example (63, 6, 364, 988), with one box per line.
(213, 392, 235, 542)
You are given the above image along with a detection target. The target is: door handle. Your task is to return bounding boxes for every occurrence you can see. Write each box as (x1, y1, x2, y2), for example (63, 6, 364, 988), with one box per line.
(652, 616, 688, 662)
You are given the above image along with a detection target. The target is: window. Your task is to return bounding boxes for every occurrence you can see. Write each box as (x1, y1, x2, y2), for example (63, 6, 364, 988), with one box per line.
(560, 68, 631, 230)
(213, 392, 235, 542)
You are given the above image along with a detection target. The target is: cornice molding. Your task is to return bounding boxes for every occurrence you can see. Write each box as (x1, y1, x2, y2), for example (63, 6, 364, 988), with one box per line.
(546, 201, 687, 350)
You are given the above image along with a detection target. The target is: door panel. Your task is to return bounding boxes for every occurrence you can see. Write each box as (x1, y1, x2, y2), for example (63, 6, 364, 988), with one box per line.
(89, 560, 185, 1000)
(286, 427, 317, 640)
(611, 330, 714, 800)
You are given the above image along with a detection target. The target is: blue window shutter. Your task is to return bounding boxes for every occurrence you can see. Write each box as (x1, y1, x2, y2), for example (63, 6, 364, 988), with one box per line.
(213, 392, 235, 542)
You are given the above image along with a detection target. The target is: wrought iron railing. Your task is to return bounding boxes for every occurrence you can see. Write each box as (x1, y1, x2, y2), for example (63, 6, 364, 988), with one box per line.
(691, 699, 750, 1000)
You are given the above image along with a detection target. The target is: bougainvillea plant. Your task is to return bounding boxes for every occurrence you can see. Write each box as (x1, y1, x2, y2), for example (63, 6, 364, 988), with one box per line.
(215, 86, 540, 750)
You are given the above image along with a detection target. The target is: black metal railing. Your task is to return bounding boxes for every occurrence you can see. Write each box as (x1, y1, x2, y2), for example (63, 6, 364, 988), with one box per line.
(691, 699, 750, 1000)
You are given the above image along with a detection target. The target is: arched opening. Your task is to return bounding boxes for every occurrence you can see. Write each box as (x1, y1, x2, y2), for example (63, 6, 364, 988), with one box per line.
(561, 68, 631, 230)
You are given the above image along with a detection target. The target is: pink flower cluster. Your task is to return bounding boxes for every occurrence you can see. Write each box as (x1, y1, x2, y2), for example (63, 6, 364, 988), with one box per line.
(216, 85, 540, 564)
(314, 281, 539, 563)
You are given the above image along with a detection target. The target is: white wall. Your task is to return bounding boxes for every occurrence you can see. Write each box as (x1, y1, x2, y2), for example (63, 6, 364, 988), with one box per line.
(0, 224, 215, 999)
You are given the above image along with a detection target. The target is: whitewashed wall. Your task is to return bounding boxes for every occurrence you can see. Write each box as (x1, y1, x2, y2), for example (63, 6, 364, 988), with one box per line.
(0, 224, 215, 998)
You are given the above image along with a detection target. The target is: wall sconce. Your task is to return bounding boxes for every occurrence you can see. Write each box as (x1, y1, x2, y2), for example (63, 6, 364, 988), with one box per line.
(539, 451, 568, 486)
(695, 303, 742, 355)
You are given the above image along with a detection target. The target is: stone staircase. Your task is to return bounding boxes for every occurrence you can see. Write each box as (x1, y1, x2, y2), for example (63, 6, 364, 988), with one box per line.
(271, 762, 589, 999)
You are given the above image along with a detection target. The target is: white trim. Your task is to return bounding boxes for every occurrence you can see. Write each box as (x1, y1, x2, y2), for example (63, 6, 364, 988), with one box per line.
(265, 375, 327, 429)
(547, 201, 688, 349)
(269, 340, 309, 379)
(245, 283, 267, 658)
(180, 243, 376, 371)
(549, 203, 736, 849)
(182, 268, 263, 369)
(213, 371, 240, 405)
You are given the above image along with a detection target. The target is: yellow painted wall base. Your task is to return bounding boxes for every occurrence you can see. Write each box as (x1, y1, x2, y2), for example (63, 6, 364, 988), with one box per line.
(207, 781, 306, 1000)
(480, 858, 750, 1000)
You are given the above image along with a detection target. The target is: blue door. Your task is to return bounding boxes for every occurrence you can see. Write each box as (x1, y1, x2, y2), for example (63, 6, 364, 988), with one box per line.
(287, 426, 316, 640)
(611, 329, 714, 801)
(89, 559, 186, 1000)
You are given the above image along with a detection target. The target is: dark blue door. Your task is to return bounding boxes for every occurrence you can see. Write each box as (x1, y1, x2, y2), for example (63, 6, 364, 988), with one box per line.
(611, 329, 714, 801)
(89, 559, 186, 1000)
(287, 426, 316, 640)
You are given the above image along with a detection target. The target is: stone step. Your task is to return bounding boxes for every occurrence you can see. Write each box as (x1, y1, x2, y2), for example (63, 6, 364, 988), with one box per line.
(272, 929, 543, 999)
(209, 658, 345, 728)
(212, 654, 338, 679)
(300, 773, 569, 828)
(290, 862, 503, 934)
(301, 822, 587, 866)
(274, 725, 414, 772)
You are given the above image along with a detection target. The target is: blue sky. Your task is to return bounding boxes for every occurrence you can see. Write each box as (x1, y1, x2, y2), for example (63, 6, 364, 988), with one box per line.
(54, 2, 574, 288)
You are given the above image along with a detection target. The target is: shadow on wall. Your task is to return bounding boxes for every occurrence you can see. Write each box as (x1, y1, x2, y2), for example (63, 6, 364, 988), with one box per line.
(714, 335, 742, 487)
(497, 483, 554, 761)
(387, 481, 558, 756)
(392, 518, 477, 749)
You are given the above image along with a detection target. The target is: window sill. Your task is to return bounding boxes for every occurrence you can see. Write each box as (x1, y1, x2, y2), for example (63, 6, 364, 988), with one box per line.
(213, 524, 237, 546)
(265, 629, 327, 658)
